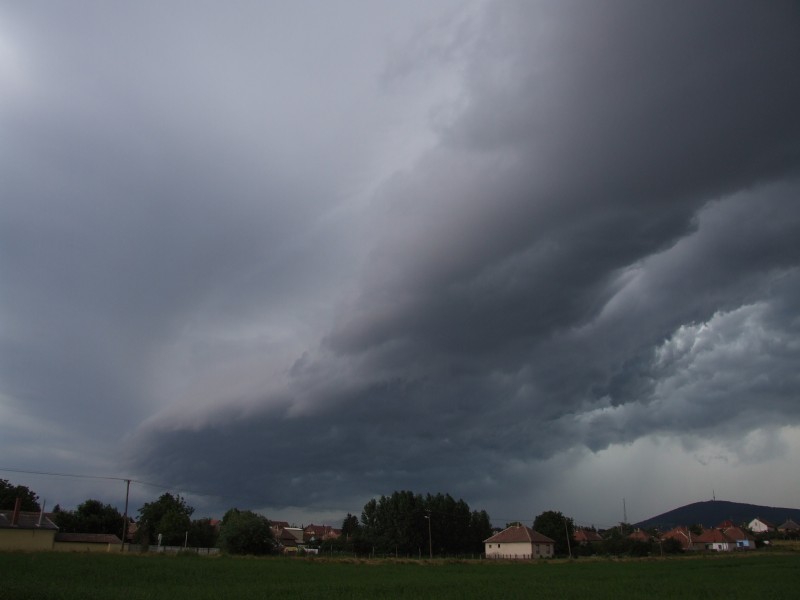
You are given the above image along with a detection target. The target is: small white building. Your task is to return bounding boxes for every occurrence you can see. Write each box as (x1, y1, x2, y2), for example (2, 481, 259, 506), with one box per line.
(484, 524, 555, 559)
(747, 518, 775, 533)
(694, 529, 733, 552)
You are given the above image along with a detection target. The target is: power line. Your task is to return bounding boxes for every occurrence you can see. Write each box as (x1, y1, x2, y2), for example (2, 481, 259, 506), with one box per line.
(0, 466, 128, 482)
(3, 466, 626, 527)
(0, 466, 218, 500)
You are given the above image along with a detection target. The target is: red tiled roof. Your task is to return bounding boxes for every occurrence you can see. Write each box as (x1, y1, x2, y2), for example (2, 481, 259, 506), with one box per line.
(723, 526, 754, 542)
(484, 525, 554, 544)
(304, 524, 340, 539)
(694, 529, 729, 543)
(628, 529, 651, 542)
(574, 528, 603, 543)
(717, 520, 735, 529)
(662, 526, 693, 550)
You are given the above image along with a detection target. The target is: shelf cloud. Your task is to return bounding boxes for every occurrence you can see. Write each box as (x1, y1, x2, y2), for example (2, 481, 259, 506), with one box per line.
(2, 0, 799, 524)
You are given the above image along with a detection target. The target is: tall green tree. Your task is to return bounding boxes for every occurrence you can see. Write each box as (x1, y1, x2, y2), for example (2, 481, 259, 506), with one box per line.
(136, 493, 194, 546)
(533, 510, 575, 557)
(469, 509, 494, 551)
(359, 490, 491, 556)
(218, 509, 275, 555)
(360, 491, 426, 555)
(342, 513, 359, 539)
(53, 499, 124, 535)
(188, 518, 219, 548)
(0, 479, 40, 511)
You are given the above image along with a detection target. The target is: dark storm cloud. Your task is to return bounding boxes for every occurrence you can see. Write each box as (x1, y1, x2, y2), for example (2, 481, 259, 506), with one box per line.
(0, 0, 370, 474)
(124, 0, 800, 515)
(3, 1, 800, 519)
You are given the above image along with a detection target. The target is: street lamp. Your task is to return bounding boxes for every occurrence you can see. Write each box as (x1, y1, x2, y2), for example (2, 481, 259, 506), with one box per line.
(424, 512, 432, 559)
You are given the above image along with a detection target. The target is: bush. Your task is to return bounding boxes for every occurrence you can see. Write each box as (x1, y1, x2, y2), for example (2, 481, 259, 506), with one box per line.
(218, 509, 276, 556)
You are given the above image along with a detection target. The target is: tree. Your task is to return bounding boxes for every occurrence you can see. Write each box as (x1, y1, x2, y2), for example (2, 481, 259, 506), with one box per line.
(533, 510, 575, 557)
(189, 518, 219, 549)
(342, 513, 359, 539)
(136, 493, 194, 546)
(358, 490, 492, 556)
(599, 535, 656, 557)
(52, 499, 124, 535)
(662, 537, 684, 554)
(360, 491, 427, 555)
(0, 479, 40, 511)
(469, 510, 494, 552)
(218, 509, 275, 555)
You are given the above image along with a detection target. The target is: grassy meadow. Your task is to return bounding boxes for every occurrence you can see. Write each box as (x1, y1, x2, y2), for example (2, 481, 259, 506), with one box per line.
(1, 552, 798, 599)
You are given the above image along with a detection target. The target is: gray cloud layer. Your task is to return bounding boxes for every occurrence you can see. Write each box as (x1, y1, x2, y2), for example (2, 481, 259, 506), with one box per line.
(3, 1, 799, 519)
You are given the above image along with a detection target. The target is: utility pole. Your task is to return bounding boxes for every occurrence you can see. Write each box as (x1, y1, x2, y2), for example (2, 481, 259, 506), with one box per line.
(425, 512, 432, 559)
(564, 518, 572, 559)
(121, 479, 130, 552)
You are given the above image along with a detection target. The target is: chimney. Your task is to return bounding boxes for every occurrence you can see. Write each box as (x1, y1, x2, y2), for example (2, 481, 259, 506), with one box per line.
(11, 497, 22, 526)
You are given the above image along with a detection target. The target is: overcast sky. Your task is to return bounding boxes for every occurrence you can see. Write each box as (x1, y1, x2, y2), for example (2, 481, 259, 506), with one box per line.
(2, 0, 800, 528)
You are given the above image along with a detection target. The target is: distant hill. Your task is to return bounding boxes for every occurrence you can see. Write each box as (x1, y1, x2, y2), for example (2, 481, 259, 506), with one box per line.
(635, 500, 800, 529)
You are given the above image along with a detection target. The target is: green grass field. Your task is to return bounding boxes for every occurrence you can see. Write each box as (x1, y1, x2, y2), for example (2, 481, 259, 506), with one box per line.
(1, 552, 798, 599)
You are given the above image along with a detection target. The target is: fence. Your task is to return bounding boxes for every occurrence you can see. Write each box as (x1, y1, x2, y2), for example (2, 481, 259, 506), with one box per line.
(123, 544, 219, 555)
(485, 553, 545, 560)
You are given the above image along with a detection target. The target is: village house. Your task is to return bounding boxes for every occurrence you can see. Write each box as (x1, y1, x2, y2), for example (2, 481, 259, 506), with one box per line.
(688, 526, 755, 552)
(279, 527, 305, 553)
(0, 504, 59, 551)
(661, 526, 694, 551)
(573, 528, 603, 545)
(722, 526, 756, 550)
(303, 524, 341, 543)
(627, 529, 651, 543)
(693, 528, 732, 551)
(484, 524, 555, 559)
(778, 519, 799, 534)
(269, 520, 290, 537)
(747, 517, 776, 533)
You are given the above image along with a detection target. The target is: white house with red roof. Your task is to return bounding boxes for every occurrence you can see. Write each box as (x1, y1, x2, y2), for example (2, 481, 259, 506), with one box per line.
(484, 524, 555, 559)
(693, 528, 732, 551)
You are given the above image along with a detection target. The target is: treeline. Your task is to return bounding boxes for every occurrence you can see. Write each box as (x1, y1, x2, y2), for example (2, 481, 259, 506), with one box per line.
(323, 491, 493, 556)
(2, 480, 221, 550)
(0, 479, 40, 511)
(3, 479, 493, 557)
